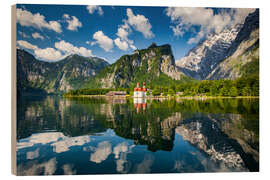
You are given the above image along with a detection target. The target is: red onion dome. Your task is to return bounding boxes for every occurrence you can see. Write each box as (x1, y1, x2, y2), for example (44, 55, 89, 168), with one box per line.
(143, 82, 146, 85)
(134, 87, 138, 91)
(142, 88, 147, 92)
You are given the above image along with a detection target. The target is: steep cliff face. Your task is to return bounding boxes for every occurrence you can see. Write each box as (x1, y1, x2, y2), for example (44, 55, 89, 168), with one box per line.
(87, 43, 191, 88)
(176, 9, 259, 80)
(176, 26, 242, 80)
(207, 9, 259, 80)
(17, 49, 109, 94)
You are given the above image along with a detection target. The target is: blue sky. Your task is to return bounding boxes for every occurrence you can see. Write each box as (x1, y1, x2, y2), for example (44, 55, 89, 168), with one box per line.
(16, 4, 254, 63)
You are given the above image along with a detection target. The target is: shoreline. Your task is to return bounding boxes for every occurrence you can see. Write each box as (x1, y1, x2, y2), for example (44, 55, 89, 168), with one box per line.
(63, 94, 259, 99)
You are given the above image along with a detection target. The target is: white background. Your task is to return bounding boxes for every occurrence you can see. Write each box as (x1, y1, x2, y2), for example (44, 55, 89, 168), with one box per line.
(1, 0, 269, 179)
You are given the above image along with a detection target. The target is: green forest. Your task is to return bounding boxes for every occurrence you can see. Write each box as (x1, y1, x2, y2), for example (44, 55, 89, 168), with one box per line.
(64, 74, 259, 97)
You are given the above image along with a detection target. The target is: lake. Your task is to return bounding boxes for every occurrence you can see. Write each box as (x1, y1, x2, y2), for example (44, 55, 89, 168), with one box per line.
(16, 96, 259, 175)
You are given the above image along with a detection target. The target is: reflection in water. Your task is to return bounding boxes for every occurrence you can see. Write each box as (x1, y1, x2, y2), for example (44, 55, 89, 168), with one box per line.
(135, 154, 154, 173)
(133, 98, 147, 113)
(17, 157, 57, 176)
(90, 141, 112, 163)
(62, 164, 77, 175)
(16, 96, 259, 175)
(17, 132, 90, 154)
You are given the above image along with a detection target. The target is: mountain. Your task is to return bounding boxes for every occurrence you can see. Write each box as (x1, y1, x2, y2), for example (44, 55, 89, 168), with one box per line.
(17, 49, 109, 95)
(85, 43, 192, 88)
(176, 26, 242, 80)
(207, 9, 259, 80)
(176, 9, 259, 80)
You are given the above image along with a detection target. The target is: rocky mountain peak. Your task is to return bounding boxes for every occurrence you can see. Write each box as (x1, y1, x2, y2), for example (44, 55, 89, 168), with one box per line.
(17, 49, 109, 94)
(207, 9, 259, 80)
(86, 43, 190, 88)
(176, 25, 242, 80)
(175, 9, 259, 80)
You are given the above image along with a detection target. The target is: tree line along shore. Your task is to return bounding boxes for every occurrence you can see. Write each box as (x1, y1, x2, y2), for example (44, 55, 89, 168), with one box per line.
(63, 74, 259, 98)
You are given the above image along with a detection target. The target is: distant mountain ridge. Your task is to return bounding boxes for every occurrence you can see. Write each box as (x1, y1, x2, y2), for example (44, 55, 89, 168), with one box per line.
(176, 25, 242, 80)
(176, 9, 259, 80)
(84, 43, 193, 88)
(17, 49, 109, 95)
(207, 9, 259, 80)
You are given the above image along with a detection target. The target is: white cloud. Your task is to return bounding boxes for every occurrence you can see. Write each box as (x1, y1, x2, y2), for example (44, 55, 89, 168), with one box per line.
(17, 40, 38, 50)
(52, 135, 90, 153)
(170, 24, 185, 37)
(187, 29, 205, 45)
(62, 164, 76, 175)
(32, 32, 44, 40)
(55, 40, 75, 53)
(166, 7, 255, 44)
(26, 148, 39, 160)
(116, 26, 131, 43)
(77, 47, 93, 57)
(90, 141, 112, 163)
(130, 44, 137, 50)
(92, 31, 114, 52)
(17, 157, 57, 175)
(16, 8, 62, 33)
(34, 48, 63, 61)
(63, 14, 82, 31)
(85, 40, 91, 45)
(17, 39, 94, 61)
(55, 40, 93, 57)
(113, 142, 129, 159)
(86, 5, 103, 15)
(113, 8, 154, 51)
(63, 14, 70, 19)
(126, 8, 154, 39)
(17, 132, 66, 150)
(18, 31, 30, 38)
(114, 21, 136, 51)
(114, 38, 129, 51)
(135, 154, 154, 173)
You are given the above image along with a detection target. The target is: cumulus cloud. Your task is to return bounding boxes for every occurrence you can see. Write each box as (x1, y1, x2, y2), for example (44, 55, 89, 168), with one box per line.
(17, 39, 93, 61)
(90, 141, 112, 163)
(116, 25, 132, 43)
(32, 32, 44, 40)
(63, 14, 82, 31)
(126, 8, 154, 39)
(86, 5, 103, 15)
(34, 48, 63, 61)
(130, 44, 137, 50)
(17, 157, 57, 175)
(55, 40, 93, 57)
(16, 8, 62, 33)
(113, 8, 153, 51)
(52, 135, 90, 153)
(18, 31, 30, 38)
(114, 18, 137, 51)
(135, 154, 154, 173)
(92, 31, 114, 52)
(166, 7, 255, 44)
(114, 38, 129, 51)
(62, 164, 77, 175)
(26, 148, 39, 160)
(113, 142, 129, 159)
(17, 40, 38, 50)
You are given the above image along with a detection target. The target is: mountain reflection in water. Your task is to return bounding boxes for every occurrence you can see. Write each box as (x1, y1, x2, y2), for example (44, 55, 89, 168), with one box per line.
(16, 96, 259, 175)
